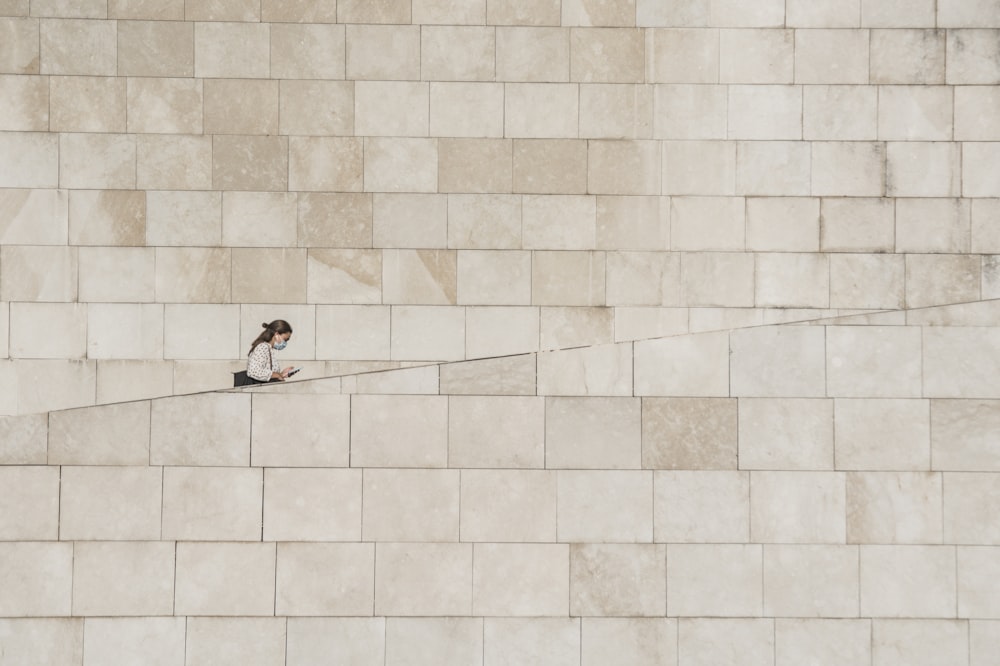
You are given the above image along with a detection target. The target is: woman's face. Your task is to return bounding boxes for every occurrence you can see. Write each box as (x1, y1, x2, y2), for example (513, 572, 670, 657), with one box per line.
(273, 332, 291, 346)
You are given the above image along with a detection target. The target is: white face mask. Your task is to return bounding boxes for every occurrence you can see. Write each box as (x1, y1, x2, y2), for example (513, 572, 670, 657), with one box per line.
(274, 338, 288, 351)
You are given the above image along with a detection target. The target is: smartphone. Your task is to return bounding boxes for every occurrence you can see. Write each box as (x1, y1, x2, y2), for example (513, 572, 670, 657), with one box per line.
(287, 367, 302, 377)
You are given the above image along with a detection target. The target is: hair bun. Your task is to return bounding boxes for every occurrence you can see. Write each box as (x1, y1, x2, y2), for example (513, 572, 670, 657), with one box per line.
(261, 322, 271, 329)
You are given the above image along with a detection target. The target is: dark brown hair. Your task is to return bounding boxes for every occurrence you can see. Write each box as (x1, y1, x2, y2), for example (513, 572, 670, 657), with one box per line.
(248, 320, 293, 355)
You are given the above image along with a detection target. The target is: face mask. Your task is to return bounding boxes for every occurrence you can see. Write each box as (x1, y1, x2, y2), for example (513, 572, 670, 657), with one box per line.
(274, 339, 288, 351)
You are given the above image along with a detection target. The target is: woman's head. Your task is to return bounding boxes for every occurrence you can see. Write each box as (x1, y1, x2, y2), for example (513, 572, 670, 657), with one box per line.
(249, 320, 293, 354)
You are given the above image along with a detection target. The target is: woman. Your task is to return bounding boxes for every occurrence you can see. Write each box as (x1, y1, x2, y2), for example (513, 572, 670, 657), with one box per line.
(246, 320, 295, 383)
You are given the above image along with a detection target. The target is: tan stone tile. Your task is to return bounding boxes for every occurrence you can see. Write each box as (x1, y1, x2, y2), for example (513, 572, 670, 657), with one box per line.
(213, 135, 287, 190)
(873, 620, 969, 666)
(879, 87, 953, 141)
(764, 545, 859, 619)
(486, 619, 580, 665)
(278, 81, 353, 138)
(820, 197, 894, 252)
(422, 25, 494, 81)
(0, 412, 47, 464)
(150, 393, 250, 465)
(963, 142, 1000, 197)
(146, 191, 218, 245)
(382, 249, 456, 304)
(276, 543, 374, 616)
(94, 359, 172, 405)
(947, 30, 1000, 84)
(595, 196, 667, 250)
(109, 0, 184, 18)
(897, 197, 969, 252)
(488, 0, 560, 25)
(186, 619, 285, 666)
(339, 0, 409, 21)
(506, 84, 579, 138)
(8, 302, 86, 359)
(72, 542, 173, 616)
(363, 137, 437, 193)
(745, 197, 819, 251)
(0, 132, 57, 187)
(162, 467, 262, 541)
(413, 0, 485, 23)
(49, 76, 124, 132)
(287, 618, 384, 666)
(466, 306, 538, 357)
(545, 397, 640, 469)
(835, 398, 931, 470)
(803, 84, 877, 140)
(448, 396, 544, 468)
(731, 85, 802, 141)
(972, 621, 1000, 666)
(351, 394, 448, 467)
(654, 470, 749, 542)
(307, 248, 380, 304)
(906, 254, 981, 308)
(263, 468, 361, 541)
(847, 471, 943, 544)
(680, 251, 755, 306)
(774, 619, 870, 666)
(738, 398, 833, 470)
(571, 544, 666, 616)
(613, 306, 688, 342)
(260, 0, 336, 21)
(496, 26, 568, 81)
(679, 619, 775, 666)
(730, 326, 826, 397)
(0, 17, 39, 74)
(429, 82, 503, 137)
(0, 246, 75, 301)
(386, 618, 483, 666)
(583, 619, 676, 666)
(537, 343, 633, 396)
(558, 470, 652, 541)
(634, 330, 730, 397)
(60, 466, 161, 540)
(523, 194, 595, 250)
(646, 28, 717, 83)
(83, 618, 184, 666)
(795, 29, 870, 84)
(59, 133, 136, 189)
(957, 87, 1000, 141)
(117, 20, 192, 77)
(532, 250, 605, 304)
(944, 472, 1000, 544)
(13, 359, 97, 414)
(48, 400, 149, 465)
(0, 467, 59, 539)
(39, 18, 115, 75)
(860, 546, 956, 616)
(440, 354, 537, 395)
(460, 469, 554, 541)
(667, 544, 762, 616)
(932, 399, 1000, 472)
(298, 192, 372, 248)
(438, 138, 512, 193)
(662, 140, 734, 195)
(579, 83, 652, 139)
(571, 27, 644, 82)
(67, 190, 144, 245)
(719, 28, 793, 83)
(813, 141, 886, 196)
(641, 397, 736, 469)
(561, 0, 634, 26)
(0, 619, 83, 666)
(0, 188, 66, 245)
(221, 191, 296, 246)
(871, 29, 945, 84)
(736, 140, 812, 196)
(175, 543, 275, 616)
(958, 547, 1000, 618)
(251, 394, 348, 466)
(0, 543, 72, 616)
(457, 250, 530, 305)
(363, 468, 458, 541)
(447, 193, 521, 248)
(194, 21, 268, 78)
(539, 305, 612, 348)
(315, 305, 390, 360)
(862, 0, 935, 26)
(473, 544, 568, 616)
(346, 24, 419, 80)
(786, 0, 859, 26)
(711, 0, 784, 26)
(589, 140, 660, 195)
(355, 80, 427, 136)
(270, 23, 345, 79)
(155, 247, 230, 302)
(126, 77, 202, 134)
(136, 134, 212, 190)
(670, 196, 743, 250)
(756, 253, 828, 307)
(375, 543, 472, 616)
(185, 0, 258, 20)
(203, 79, 278, 135)
(231, 248, 307, 303)
(829, 254, 904, 309)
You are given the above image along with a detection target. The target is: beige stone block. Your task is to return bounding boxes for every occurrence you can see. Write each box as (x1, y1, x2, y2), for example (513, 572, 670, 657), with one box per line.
(412, 0, 485, 24)
(0, 246, 79, 303)
(438, 138, 512, 193)
(826, 326, 921, 398)
(728, 85, 802, 140)
(175, 542, 275, 616)
(667, 544, 762, 616)
(681, 251, 755, 306)
(571, 543, 665, 616)
(455, 252, 529, 306)
(150, 392, 249, 465)
(941, 0, 1000, 26)
(460, 469, 554, 541)
(0, 132, 56, 187)
(59, 133, 136, 189)
(375, 542, 471, 615)
(561, 0, 635, 26)
(78, 247, 155, 303)
(513, 139, 587, 195)
(351, 394, 448, 467)
(0, 619, 82, 666)
(364, 138, 437, 193)
(962, 141, 1000, 197)
(146, 192, 220, 247)
(662, 140, 734, 195)
(162, 467, 261, 541)
(212, 135, 287, 191)
(579, 84, 652, 139)
(583, 618, 677, 666)
(646, 28, 717, 83)
(9, 302, 86, 359)
(473, 544, 568, 615)
(307, 249, 380, 304)
(382, 249, 456, 305)
(440, 354, 536, 396)
(795, 29, 869, 84)
(537, 343, 633, 396)
(787, 0, 859, 26)
(60, 466, 161, 540)
(948, 30, 1000, 84)
(606, 251, 681, 305)
(870, 29, 945, 84)
(764, 545, 859, 617)
(571, 27, 643, 83)
(862, 0, 935, 26)
(421, 26, 494, 81)
(829, 253, 905, 309)
(959, 547, 1000, 618)
(72, 542, 173, 616)
(49, 76, 123, 132)
(835, 398, 930, 470)
(670, 196, 743, 250)
(339, 0, 409, 22)
(736, 140, 812, 196)
(730, 326, 826, 397)
(879, 87, 953, 141)
(48, 400, 149, 465)
(194, 22, 267, 78)
(270, 23, 344, 79)
(94, 360, 172, 405)
(522, 195, 595, 250)
(654, 470, 749, 541)
(447, 193, 521, 249)
(803, 85, 877, 140)
(290, 136, 363, 192)
(957, 87, 1000, 140)
(117, 20, 192, 77)
(719, 28, 793, 83)
(847, 471, 943, 544)
(298, 192, 372, 248)
(907, 254, 981, 309)
(972, 621, 1000, 666)
(932, 400, 1000, 472)
(363, 468, 459, 541)
(185, 0, 259, 20)
(274, 543, 373, 616)
(813, 141, 885, 196)
(355, 365, 439, 394)
(897, 197, 970, 251)
(751, 471, 846, 543)
(355, 81, 426, 137)
(186, 618, 284, 666)
(155, 247, 231, 303)
(820, 197, 894, 251)
(588, 140, 660, 195)
(496, 26, 567, 81)
(126, 77, 203, 134)
(163, 303, 241, 360)
(466, 306, 538, 357)
(287, 619, 384, 666)
(873, 620, 969, 666)
(0, 17, 38, 74)
(0, 543, 72, 616)
(755, 253, 828, 307)
(775, 619, 871, 666)
(532, 250, 605, 305)
(345, 24, 419, 80)
(68, 189, 144, 245)
(448, 396, 544, 468)
(221, 191, 296, 247)
(558, 470, 652, 541)
(738, 398, 833, 470)
(745, 197, 819, 251)
(0, 188, 67, 245)
(973, 200, 1000, 253)
(384, 618, 483, 666)
(0, 467, 58, 539)
(251, 394, 347, 465)
(110, 0, 184, 19)
(485, 619, 580, 666)
(0, 412, 47, 463)
(263, 468, 361, 541)
(261, 0, 337, 21)
(203, 79, 277, 135)
(488, 0, 559, 25)
(39, 18, 115, 75)
(596, 196, 668, 250)
(546, 396, 640, 469)
(710, 0, 784, 26)
(506, 84, 579, 139)
(231, 248, 307, 303)
(641, 396, 736, 469)
(634, 330, 730, 396)
(14, 359, 96, 414)
(0, 363, 15, 416)
(944, 472, 1000, 544)
(315, 305, 389, 360)
(861, 545, 956, 616)
(429, 82, 503, 138)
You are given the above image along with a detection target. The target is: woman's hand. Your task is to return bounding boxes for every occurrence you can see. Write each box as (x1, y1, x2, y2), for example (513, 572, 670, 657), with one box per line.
(280, 367, 294, 379)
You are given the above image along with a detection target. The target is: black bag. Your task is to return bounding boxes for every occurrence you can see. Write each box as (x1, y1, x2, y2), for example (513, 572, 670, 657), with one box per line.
(232, 370, 266, 387)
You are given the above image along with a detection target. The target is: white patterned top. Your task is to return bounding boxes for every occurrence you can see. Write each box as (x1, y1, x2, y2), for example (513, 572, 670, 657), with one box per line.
(247, 342, 279, 382)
